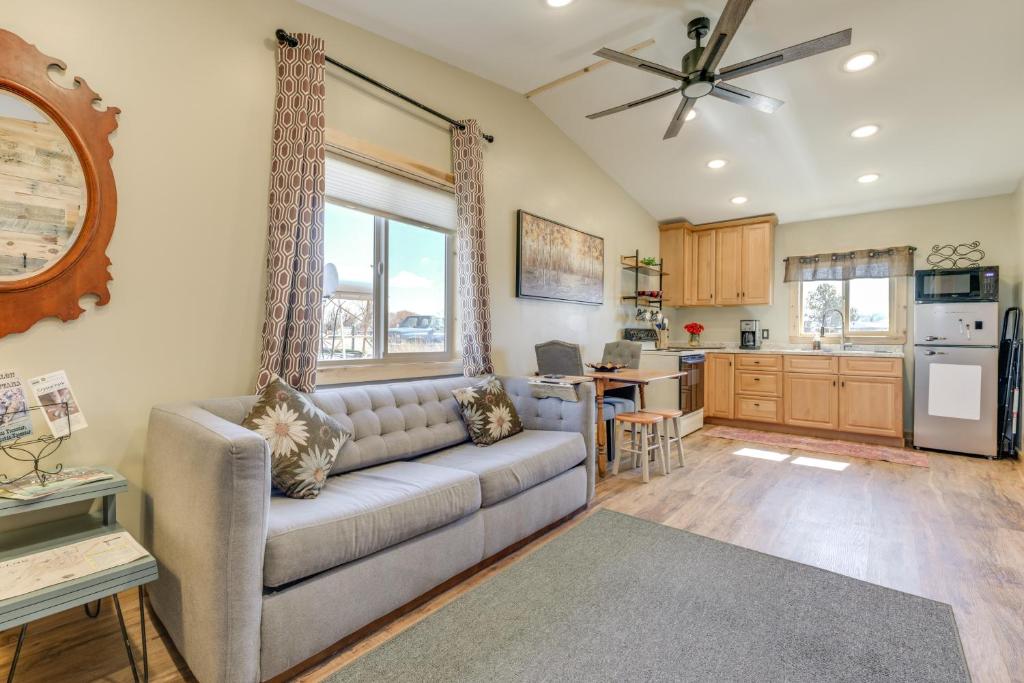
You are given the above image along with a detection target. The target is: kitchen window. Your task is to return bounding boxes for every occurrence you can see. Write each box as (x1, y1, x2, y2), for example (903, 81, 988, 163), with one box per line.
(790, 277, 907, 343)
(319, 154, 456, 369)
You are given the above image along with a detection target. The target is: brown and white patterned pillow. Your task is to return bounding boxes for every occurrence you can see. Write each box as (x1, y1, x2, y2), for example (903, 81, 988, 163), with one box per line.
(452, 376, 523, 446)
(242, 376, 351, 499)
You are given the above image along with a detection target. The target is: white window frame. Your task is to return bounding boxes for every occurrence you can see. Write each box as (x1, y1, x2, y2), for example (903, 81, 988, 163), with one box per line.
(788, 277, 908, 344)
(317, 198, 458, 376)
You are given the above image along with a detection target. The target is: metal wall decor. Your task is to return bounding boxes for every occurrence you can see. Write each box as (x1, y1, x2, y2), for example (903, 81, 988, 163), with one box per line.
(927, 242, 985, 269)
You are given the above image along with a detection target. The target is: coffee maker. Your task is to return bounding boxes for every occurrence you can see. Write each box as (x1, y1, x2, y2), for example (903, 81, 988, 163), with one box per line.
(739, 320, 761, 349)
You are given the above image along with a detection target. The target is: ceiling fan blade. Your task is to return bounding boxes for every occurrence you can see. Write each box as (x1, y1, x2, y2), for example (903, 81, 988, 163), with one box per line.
(710, 82, 784, 114)
(594, 47, 687, 81)
(718, 28, 853, 81)
(663, 97, 696, 140)
(696, 0, 754, 78)
(586, 87, 681, 120)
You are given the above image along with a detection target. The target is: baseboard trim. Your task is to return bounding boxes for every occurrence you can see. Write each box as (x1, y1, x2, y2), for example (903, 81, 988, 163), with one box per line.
(264, 504, 589, 683)
(703, 417, 905, 448)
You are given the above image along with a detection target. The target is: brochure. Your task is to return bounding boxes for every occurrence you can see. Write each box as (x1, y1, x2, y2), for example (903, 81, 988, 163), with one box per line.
(0, 467, 114, 501)
(28, 370, 87, 437)
(0, 370, 32, 443)
(0, 531, 149, 602)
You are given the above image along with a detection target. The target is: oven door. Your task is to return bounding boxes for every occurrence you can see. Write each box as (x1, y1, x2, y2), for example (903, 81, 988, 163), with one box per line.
(679, 355, 705, 415)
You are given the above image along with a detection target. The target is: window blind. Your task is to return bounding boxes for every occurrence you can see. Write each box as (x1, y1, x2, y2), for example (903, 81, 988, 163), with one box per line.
(325, 154, 456, 231)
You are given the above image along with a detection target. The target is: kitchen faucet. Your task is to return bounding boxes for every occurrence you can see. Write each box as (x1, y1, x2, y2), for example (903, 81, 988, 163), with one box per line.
(821, 308, 853, 350)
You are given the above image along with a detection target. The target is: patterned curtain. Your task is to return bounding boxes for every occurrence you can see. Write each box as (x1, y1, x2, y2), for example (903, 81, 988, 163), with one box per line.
(255, 33, 326, 392)
(783, 245, 916, 282)
(452, 120, 494, 377)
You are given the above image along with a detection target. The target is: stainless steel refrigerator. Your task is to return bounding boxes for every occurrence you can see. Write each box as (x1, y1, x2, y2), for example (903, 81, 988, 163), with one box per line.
(913, 301, 999, 456)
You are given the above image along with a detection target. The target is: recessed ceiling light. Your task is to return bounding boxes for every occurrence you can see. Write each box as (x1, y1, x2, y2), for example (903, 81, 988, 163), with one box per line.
(850, 124, 880, 139)
(707, 159, 727, 169)
(730, 196, 748, 205)
(685, 109, 697, 122)
(857, 173, 880, 184)
(843, 51, 877, 72)
(546, 0, 573, 6)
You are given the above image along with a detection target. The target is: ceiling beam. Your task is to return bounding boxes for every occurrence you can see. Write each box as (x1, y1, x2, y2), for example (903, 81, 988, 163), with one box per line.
(524, 39, 656, 99)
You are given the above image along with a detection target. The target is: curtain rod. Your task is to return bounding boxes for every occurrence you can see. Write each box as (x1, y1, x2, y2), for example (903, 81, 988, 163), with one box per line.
(275, 29, 494, 144)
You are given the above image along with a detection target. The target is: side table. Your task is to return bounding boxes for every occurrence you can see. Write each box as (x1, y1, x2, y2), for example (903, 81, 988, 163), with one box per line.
(0, 467, 157, 682)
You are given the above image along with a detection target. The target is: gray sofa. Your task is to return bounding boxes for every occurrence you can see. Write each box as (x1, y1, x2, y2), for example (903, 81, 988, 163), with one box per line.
(143, 375, 595, 683)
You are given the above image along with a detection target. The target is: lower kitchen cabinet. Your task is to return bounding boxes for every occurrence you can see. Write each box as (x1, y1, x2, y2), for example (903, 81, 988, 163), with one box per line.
(735, 395, 783, 423)
(837, 375, 903, 437)
(783, 373, 839, 430)
(705, 353, 735, 419)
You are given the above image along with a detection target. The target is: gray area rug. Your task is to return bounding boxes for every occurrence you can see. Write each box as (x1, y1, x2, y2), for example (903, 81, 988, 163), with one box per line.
(329, 510, 970, 682)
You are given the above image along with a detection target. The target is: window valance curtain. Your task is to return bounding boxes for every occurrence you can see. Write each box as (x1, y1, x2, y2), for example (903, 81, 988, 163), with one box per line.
(783, 246, 915, 282)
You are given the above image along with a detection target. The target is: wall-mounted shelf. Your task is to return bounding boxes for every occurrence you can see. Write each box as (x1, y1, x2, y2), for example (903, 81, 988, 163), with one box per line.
(622, 250, 666, 309)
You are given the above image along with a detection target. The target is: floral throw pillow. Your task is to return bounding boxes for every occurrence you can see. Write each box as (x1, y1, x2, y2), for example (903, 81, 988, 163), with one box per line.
(452, 376, 524, 446)
(242, 376, 351, 499)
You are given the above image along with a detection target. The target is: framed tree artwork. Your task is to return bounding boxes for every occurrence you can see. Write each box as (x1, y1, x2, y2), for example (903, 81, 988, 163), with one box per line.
(516, 210, 604, 305)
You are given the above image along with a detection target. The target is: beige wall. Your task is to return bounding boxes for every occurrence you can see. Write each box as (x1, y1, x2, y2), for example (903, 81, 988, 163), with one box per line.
(665, 194, 1020, 428)
(2, 0, 658, 536)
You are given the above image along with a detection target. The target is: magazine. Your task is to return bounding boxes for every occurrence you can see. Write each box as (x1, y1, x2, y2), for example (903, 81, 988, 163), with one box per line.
(28, 370, 87, 437)
(0, 467, 114, 501)
(0, 370, 32, 443)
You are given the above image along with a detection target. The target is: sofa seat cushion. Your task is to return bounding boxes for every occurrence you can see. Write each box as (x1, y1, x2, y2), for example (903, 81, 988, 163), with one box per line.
(417, 429, 586, 507)
(264, 461, 481, 588)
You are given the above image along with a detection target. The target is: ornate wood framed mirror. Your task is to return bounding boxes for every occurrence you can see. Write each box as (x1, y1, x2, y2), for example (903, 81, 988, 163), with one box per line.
(0, 29, 119, 338)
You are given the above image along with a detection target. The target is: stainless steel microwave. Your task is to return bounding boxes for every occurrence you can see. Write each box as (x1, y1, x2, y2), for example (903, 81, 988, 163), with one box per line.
(915, 266, 998, 303)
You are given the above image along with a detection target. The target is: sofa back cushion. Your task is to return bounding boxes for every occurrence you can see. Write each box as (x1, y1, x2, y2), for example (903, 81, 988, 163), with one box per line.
(197, 376, 476, 475)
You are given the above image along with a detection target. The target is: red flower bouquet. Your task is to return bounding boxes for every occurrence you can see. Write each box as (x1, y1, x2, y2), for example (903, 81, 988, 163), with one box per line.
(684, 322, 704, 347)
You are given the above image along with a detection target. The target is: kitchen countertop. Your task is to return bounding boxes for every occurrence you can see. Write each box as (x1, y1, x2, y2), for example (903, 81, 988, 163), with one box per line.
(643, 344, 905, 359)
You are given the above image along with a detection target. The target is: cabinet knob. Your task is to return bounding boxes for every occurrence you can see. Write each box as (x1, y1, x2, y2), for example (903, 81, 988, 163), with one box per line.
(753, 377, 761, 381)
(753, 403, 760, 407)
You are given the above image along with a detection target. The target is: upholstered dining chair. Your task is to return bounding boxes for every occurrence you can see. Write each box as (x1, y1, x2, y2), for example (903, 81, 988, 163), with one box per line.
(535, 339, 624, 458)
(601, 340, 641, 410)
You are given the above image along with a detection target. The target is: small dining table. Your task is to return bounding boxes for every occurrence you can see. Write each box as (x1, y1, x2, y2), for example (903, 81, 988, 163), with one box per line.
(585, 368, 685, 477)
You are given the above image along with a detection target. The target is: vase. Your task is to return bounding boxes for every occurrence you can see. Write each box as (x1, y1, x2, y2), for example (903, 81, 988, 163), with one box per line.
(688, 333, 701, 347)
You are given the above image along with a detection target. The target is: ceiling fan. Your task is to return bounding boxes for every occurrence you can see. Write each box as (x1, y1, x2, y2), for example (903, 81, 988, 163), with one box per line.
(586, 0, 853, 139)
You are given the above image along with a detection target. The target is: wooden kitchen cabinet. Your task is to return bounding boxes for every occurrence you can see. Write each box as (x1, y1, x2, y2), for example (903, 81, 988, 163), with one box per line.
(659, 227, 686, 306)
(658, 214, 776, 308)
(838, 375, 903, 437)
(715, 226, 743, 305)
(705, 353, 735, 418)
(784, 373, 839, 430)
(741, 222, 773, 304)
(736, 370, 782, 397)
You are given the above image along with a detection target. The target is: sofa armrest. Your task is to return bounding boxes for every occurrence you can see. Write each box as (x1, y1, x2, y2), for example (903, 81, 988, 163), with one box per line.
(143, 403, 271, 683)
(502, 377, 596, 501)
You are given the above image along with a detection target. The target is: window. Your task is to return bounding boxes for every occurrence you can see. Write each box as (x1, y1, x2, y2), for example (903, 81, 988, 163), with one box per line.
(320, 155, 455, 365)
(792, 277, 906, 343)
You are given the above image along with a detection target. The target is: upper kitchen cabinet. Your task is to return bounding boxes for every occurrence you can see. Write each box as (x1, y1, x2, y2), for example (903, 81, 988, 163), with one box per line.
(659, 214, 776, 308)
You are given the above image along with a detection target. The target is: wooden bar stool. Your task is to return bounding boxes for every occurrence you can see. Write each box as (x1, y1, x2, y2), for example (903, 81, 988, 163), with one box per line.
(642, 408, 685, 473)
(612, 412, 668, 483)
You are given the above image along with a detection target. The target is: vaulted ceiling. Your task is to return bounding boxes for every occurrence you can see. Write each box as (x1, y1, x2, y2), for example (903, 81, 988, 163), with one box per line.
(301, 0, 1024, 224)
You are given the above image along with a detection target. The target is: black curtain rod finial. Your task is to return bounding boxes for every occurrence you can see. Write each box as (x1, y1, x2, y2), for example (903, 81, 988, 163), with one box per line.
(275, 29, 299, 47)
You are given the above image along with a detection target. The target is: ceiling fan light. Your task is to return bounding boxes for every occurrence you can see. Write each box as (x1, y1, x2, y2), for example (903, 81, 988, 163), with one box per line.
(857, 173, 880, 184)
(850, 124, 880, 138)
(685, 109, 697, 122)
(545, 0, 574, 6)
(843, 51, 877, 72)
(707, 159, 727, 169)
(730, 196, 748, 205)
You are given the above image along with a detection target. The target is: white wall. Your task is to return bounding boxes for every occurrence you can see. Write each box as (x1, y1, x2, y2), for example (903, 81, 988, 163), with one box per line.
(1, 0, 658, 536)
(664, 194, 1020, 429)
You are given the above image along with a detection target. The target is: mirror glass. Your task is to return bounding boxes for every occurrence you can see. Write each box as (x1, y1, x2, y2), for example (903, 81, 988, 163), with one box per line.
(0, 89, 87, 281)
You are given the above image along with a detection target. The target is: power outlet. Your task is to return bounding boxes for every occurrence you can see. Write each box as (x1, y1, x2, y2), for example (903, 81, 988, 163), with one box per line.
(762, 328, 770, 340)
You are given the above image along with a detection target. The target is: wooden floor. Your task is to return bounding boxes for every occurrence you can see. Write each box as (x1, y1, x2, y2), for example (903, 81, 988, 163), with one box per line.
(3, 429, 1023, 682)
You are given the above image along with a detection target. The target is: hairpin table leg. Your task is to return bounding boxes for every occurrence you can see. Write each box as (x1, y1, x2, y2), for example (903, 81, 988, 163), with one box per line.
(84, 599, 102, 618)
(112, 591, 147, 683)
(6, 624, 27, 683)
